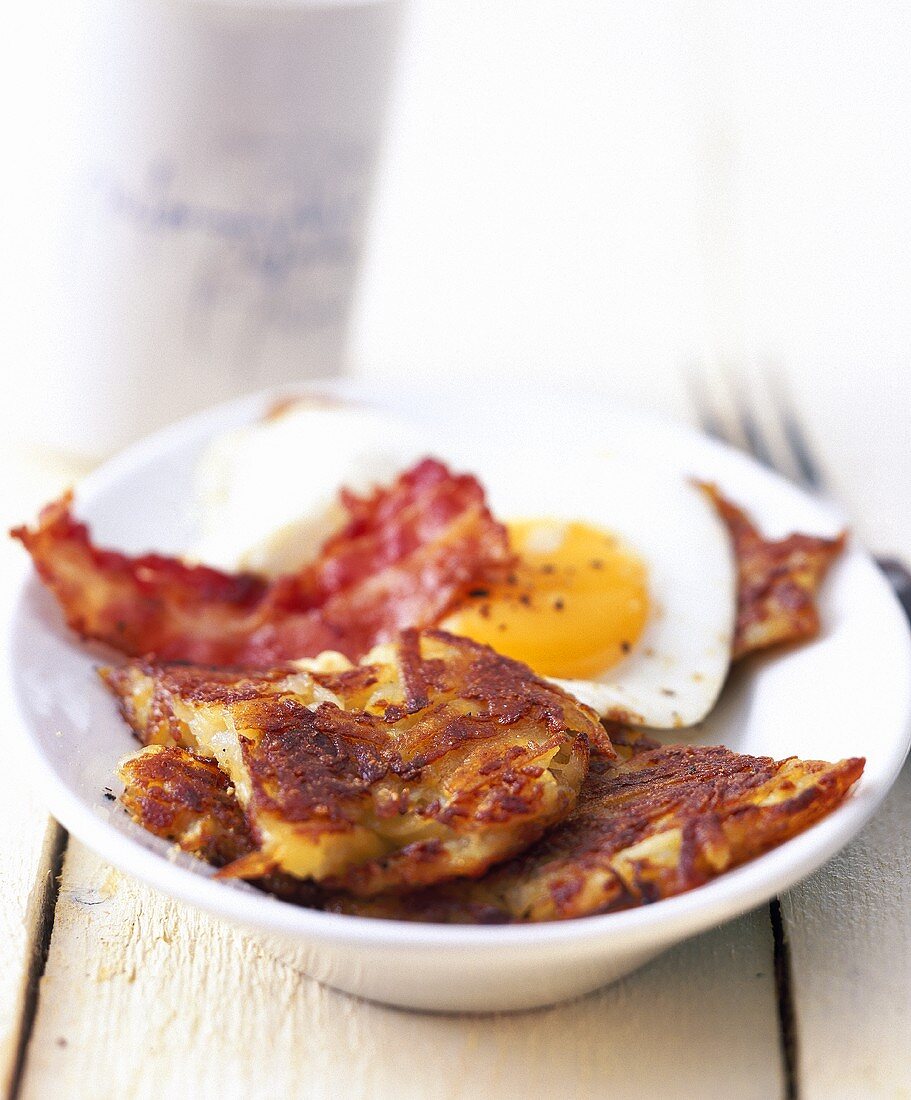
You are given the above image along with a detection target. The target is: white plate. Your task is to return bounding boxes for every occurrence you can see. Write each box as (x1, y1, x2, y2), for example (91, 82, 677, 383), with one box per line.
(8, 380, 911, 1013)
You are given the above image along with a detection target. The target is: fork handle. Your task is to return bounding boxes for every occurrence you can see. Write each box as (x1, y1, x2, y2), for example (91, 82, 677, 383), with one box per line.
(876, 557, 911, 625)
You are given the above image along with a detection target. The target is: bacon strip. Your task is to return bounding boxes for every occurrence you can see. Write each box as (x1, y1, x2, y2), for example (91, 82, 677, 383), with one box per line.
(12, 459, 512, 666)
(701, 484, 846, 661)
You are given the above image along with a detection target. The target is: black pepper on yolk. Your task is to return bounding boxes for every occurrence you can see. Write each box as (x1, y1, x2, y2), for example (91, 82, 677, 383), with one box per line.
(443, 520, 649, 679)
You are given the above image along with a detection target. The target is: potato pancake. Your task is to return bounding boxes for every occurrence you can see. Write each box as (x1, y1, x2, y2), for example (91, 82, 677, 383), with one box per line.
(119, 744, 254, 867)
(117, 728, 862, 923)
(701, 483, 845, 660)
(105, 630, 596, 894)
(323, 730, 864, 921)
(118, 744, 323, 905)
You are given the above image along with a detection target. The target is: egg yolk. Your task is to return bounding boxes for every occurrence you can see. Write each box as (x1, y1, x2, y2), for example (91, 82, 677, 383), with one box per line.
(443, 520, 649, 679)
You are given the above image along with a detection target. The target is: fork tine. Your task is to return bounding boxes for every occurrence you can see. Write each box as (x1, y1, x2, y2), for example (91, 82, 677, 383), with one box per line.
(689, 362, 824, 489)
(756, 369, 911, 621)
(766, 370, 825, 491)
(729, 370, 777, 471)
(688, 363, 780, 471)
(686, 365, 730, 442)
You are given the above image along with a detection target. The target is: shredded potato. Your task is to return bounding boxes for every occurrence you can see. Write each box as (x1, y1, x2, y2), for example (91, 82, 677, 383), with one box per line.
(107, 630, 596, 895)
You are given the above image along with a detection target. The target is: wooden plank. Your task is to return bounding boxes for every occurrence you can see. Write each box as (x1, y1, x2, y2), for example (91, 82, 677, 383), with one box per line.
(0, 814, 64, 1099)
(20, 840, 784, 1100)
(0, 446, 92, 1095)
(782, 758, 911, 1099)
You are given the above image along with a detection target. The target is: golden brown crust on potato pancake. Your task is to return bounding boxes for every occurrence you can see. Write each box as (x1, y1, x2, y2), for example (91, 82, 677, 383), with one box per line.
(117, 730, 863, 924)
(106, 630, 598, 894)
(324, 737, 864, 921)
(117, 744, 324, 905)
(701, 483, 845, 660)
(118, 744, 255, 867)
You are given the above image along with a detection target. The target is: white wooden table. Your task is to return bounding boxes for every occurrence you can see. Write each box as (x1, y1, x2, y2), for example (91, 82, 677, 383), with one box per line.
(1, 374, 909, 1100)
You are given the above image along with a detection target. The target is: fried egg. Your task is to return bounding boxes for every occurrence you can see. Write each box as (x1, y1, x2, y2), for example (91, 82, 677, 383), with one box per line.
(439, 450, 737, 728)
(194, 401, 737, 729)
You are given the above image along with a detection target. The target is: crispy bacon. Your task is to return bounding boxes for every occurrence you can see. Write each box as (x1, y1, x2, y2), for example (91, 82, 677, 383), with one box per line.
(12, 459, 513, 666)
(701, 483, 846, 661)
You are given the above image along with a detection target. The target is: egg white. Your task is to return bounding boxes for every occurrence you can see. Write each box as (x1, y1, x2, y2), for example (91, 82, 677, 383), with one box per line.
(193, 398, 423, 574)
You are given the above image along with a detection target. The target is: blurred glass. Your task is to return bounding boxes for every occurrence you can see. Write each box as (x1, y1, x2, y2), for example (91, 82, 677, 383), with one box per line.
(16, 0, 403, 458)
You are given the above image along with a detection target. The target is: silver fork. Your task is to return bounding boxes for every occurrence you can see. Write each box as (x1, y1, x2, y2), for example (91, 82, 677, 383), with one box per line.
(688, 365, 911, 622)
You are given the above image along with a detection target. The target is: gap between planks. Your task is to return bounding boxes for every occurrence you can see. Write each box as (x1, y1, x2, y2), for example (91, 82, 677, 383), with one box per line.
(3, 825, 68, 1100)
(770, 897, 799, 1100)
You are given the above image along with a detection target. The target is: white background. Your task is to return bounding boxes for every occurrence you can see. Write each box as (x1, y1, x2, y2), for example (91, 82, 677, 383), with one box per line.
(355, 2, 911, 389)
(351, 1, 911, 553)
